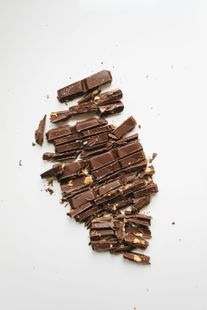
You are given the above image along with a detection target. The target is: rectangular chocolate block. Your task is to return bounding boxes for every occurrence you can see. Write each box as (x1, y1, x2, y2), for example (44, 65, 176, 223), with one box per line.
(58, 161, 87, 182)
(82, 124, 114, 138)
(89, 151, 116, 170)
(133, 182, 158, 198)
(94, 89, 123, 106)
(76, 118, 107, 132)
(53, 133, 81, 146)
(68, 202, 93, 218)
(57, 70, 112, 102)
(111, 116, 137, 139)
(83, 133, 109, 149)
(55, 141, 82, 154)
(116, 142, 143, 159)
(98, 101, 124, 116)
(92, 162, 120, 180)
(40, 164, 63, 179)
(69, 190, 95, 209)
(119, 151, 146, 168)
(46, 125, 72, 141)
(123, 251, 150, 264)
(124, 234, 149, 249)
(80, 142, 114, 159)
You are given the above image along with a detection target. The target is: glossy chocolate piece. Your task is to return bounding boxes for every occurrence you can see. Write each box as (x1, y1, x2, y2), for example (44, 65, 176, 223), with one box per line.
(123, 251, 150, 264)
(111, 116, 137, 139)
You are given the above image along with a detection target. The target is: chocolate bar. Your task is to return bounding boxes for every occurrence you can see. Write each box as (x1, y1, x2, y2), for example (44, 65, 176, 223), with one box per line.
(35, 115, 46, 145)
(42, 151, 79, 162)
(57, 70, 112, 102)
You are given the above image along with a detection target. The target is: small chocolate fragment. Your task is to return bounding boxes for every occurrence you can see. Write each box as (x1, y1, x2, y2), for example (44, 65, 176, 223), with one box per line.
(118, 151, 146, 168)
(116, 142, 143, 159)
(35, 115, 46, 145)
(41, 164, 63, 179)
(78, 89, 101, 104)
(57, 70, 112, 102)
(94, 89, 122, 105)
(98, 101, 124, 116)
(89, 151, 116, 170)
(123, 251, 150, 264)
(42, 151, 79, 162)
(111, 116, 136, 139)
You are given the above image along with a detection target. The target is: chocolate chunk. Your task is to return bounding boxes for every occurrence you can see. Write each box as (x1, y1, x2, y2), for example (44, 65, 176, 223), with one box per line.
(133, 182, 158, 199)
(55, 141, 82, 154)
(116, 142, 143, 159)
(78, 89, 101, 104)
(41, 164, 63, 179)
(46, 125, 72, 141)
(111, 116, 136, 139)
(131, 196, 151, 211)
(57, 70, 112, 102)
(58, 161, 87, 182)
(76, 118, 108, 132)
(98, 101, 124, 116)
(119, 151, 146, 168)
(89, 151, 116, 170)
(68, 202, 93, 218)
(123, 251, 150, 264)
(92, 162, 120, 180)
(35, 115, 46, 145)
(69, 190, 95, 209)
(94, 89, 123, 105)
(124, 234, 149, 249)
(80, 142, 114, 159)
(83, 133, 109, 149)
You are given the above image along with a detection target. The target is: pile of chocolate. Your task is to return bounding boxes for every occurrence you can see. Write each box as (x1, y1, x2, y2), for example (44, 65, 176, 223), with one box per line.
(37, 70, 158, 265)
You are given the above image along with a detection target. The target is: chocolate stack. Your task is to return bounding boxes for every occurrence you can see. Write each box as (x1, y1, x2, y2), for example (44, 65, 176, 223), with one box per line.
(39, 70, 158, 265)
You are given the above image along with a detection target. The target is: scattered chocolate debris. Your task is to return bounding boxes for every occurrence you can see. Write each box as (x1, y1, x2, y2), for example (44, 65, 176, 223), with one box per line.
(172, 221, 175, 225)
(19, 160, 22, 166)
(32, 142, 36, 146)
(35, 115, 46, 145)
(38, 70, 158, 265)
(149, 152, 157, 163)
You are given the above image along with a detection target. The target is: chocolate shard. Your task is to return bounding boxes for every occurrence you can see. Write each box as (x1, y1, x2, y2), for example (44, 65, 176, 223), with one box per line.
(35, 115, 46, 145)
(55, 141, 82, 154)
(83, 133, 109, 149)
(40, 164, 63, 179)
(80, 142, 114, 159)
(42, 151, 79, 162)
(68, 202, 93, 218)
(90, 229, 115, 240)
(69, 190, 95, 209)
(92, 162, 120, 180)
(110, 243, 134, 254)
(110, 116, 137, 140)
(114, 134, 139, 147)
(50, 111, 70, 123)
(57, 70, 112, 102)
(123, 251, 150, 264)
(125, 226, 151, 239)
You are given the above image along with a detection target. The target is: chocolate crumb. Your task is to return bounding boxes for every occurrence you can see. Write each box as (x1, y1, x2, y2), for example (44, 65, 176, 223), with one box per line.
(45, 188, 54, 195)
(46, 94, 50, 99)
(47, 179, 54, 187)
(138, 124, 141, 129)
(19, 160, 22, 166)
(32, 142, 36, 146)
(172, 221, 175, 225)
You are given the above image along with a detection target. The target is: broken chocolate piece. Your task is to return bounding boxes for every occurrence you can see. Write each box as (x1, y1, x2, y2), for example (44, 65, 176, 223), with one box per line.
(57, 70, 112, 102)
(111, 116, 136, 139)
(35, 115, 46, 145)
(41, 164, 63, 179)
(123, 251, 150, 264)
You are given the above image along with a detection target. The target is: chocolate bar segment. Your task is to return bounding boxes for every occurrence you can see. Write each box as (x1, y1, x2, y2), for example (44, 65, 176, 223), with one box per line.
(111, 116, 137, 139)
(35, 115, 46, 145)
(57, 70, 112, 102)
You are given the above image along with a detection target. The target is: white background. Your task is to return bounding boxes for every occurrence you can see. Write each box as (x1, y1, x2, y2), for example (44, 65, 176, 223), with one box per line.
(0, 0, 207, 309)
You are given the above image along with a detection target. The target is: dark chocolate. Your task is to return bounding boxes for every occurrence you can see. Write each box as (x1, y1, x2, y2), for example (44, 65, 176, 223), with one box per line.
(35, 115, 46, 145)
(110, 116, 136, 139)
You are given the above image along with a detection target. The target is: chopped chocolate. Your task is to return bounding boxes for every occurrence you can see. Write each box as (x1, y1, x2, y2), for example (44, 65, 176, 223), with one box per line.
(42, 151, 79, 162)
(110, 116, 136, 139)
(57, 70, 112, 102)
(98, 101, 124, 116)
(78, 89, 101, 104)
(18, 160, 22, 167)
(41, 164, 63, 179)
(123, 251, 150, 264)
(32, 142, 36, 146)
(35, 115, 46, 145)
(89, 151, 116, 170)
(149, 152, 157, 163)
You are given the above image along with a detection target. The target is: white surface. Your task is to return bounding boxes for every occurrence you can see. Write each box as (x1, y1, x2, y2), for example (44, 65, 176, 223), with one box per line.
(0, 1, 207, 309)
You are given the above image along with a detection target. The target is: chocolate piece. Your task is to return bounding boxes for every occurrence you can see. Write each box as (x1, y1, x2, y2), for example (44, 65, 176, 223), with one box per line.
(57, 70, 112, 102)
(122, 160, 147, 173)
(53, 133, 81, 146)
(131, 196, 151, 211)
(119, 151, 146, 168)
(94, 89, 122, 105)
(55, 141, 82, 154)
(133, 182, 158, 198)
(115, 134, 139, 147)
(68, 202, 93, 218)
(98, 101, 124, 116)
(83, 133, 109, 149)
(80, 142, 114, 159)
(90, 229, 115, 240)
(124, 234, 149, 249)
(78, 89, 101, 104)
(46, 125, 72, 141)
(116, 142, 143, 159)
(110, 243, 134, 254)
(41, 164, 63, 179)
(111, 116, 136, 139)
(35, 115, 46, 145)
(123, 251, 150, 264)
(89, 151, 116, 170)
(69, 190, 95, 209)
(92, 162, 120, 180)
(76, 118, 107, 132)
(82, 124, 114, 138)
(42, 151, 79, 162)
(50, 111, 70, 123)
(58, 161, 87, 182)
